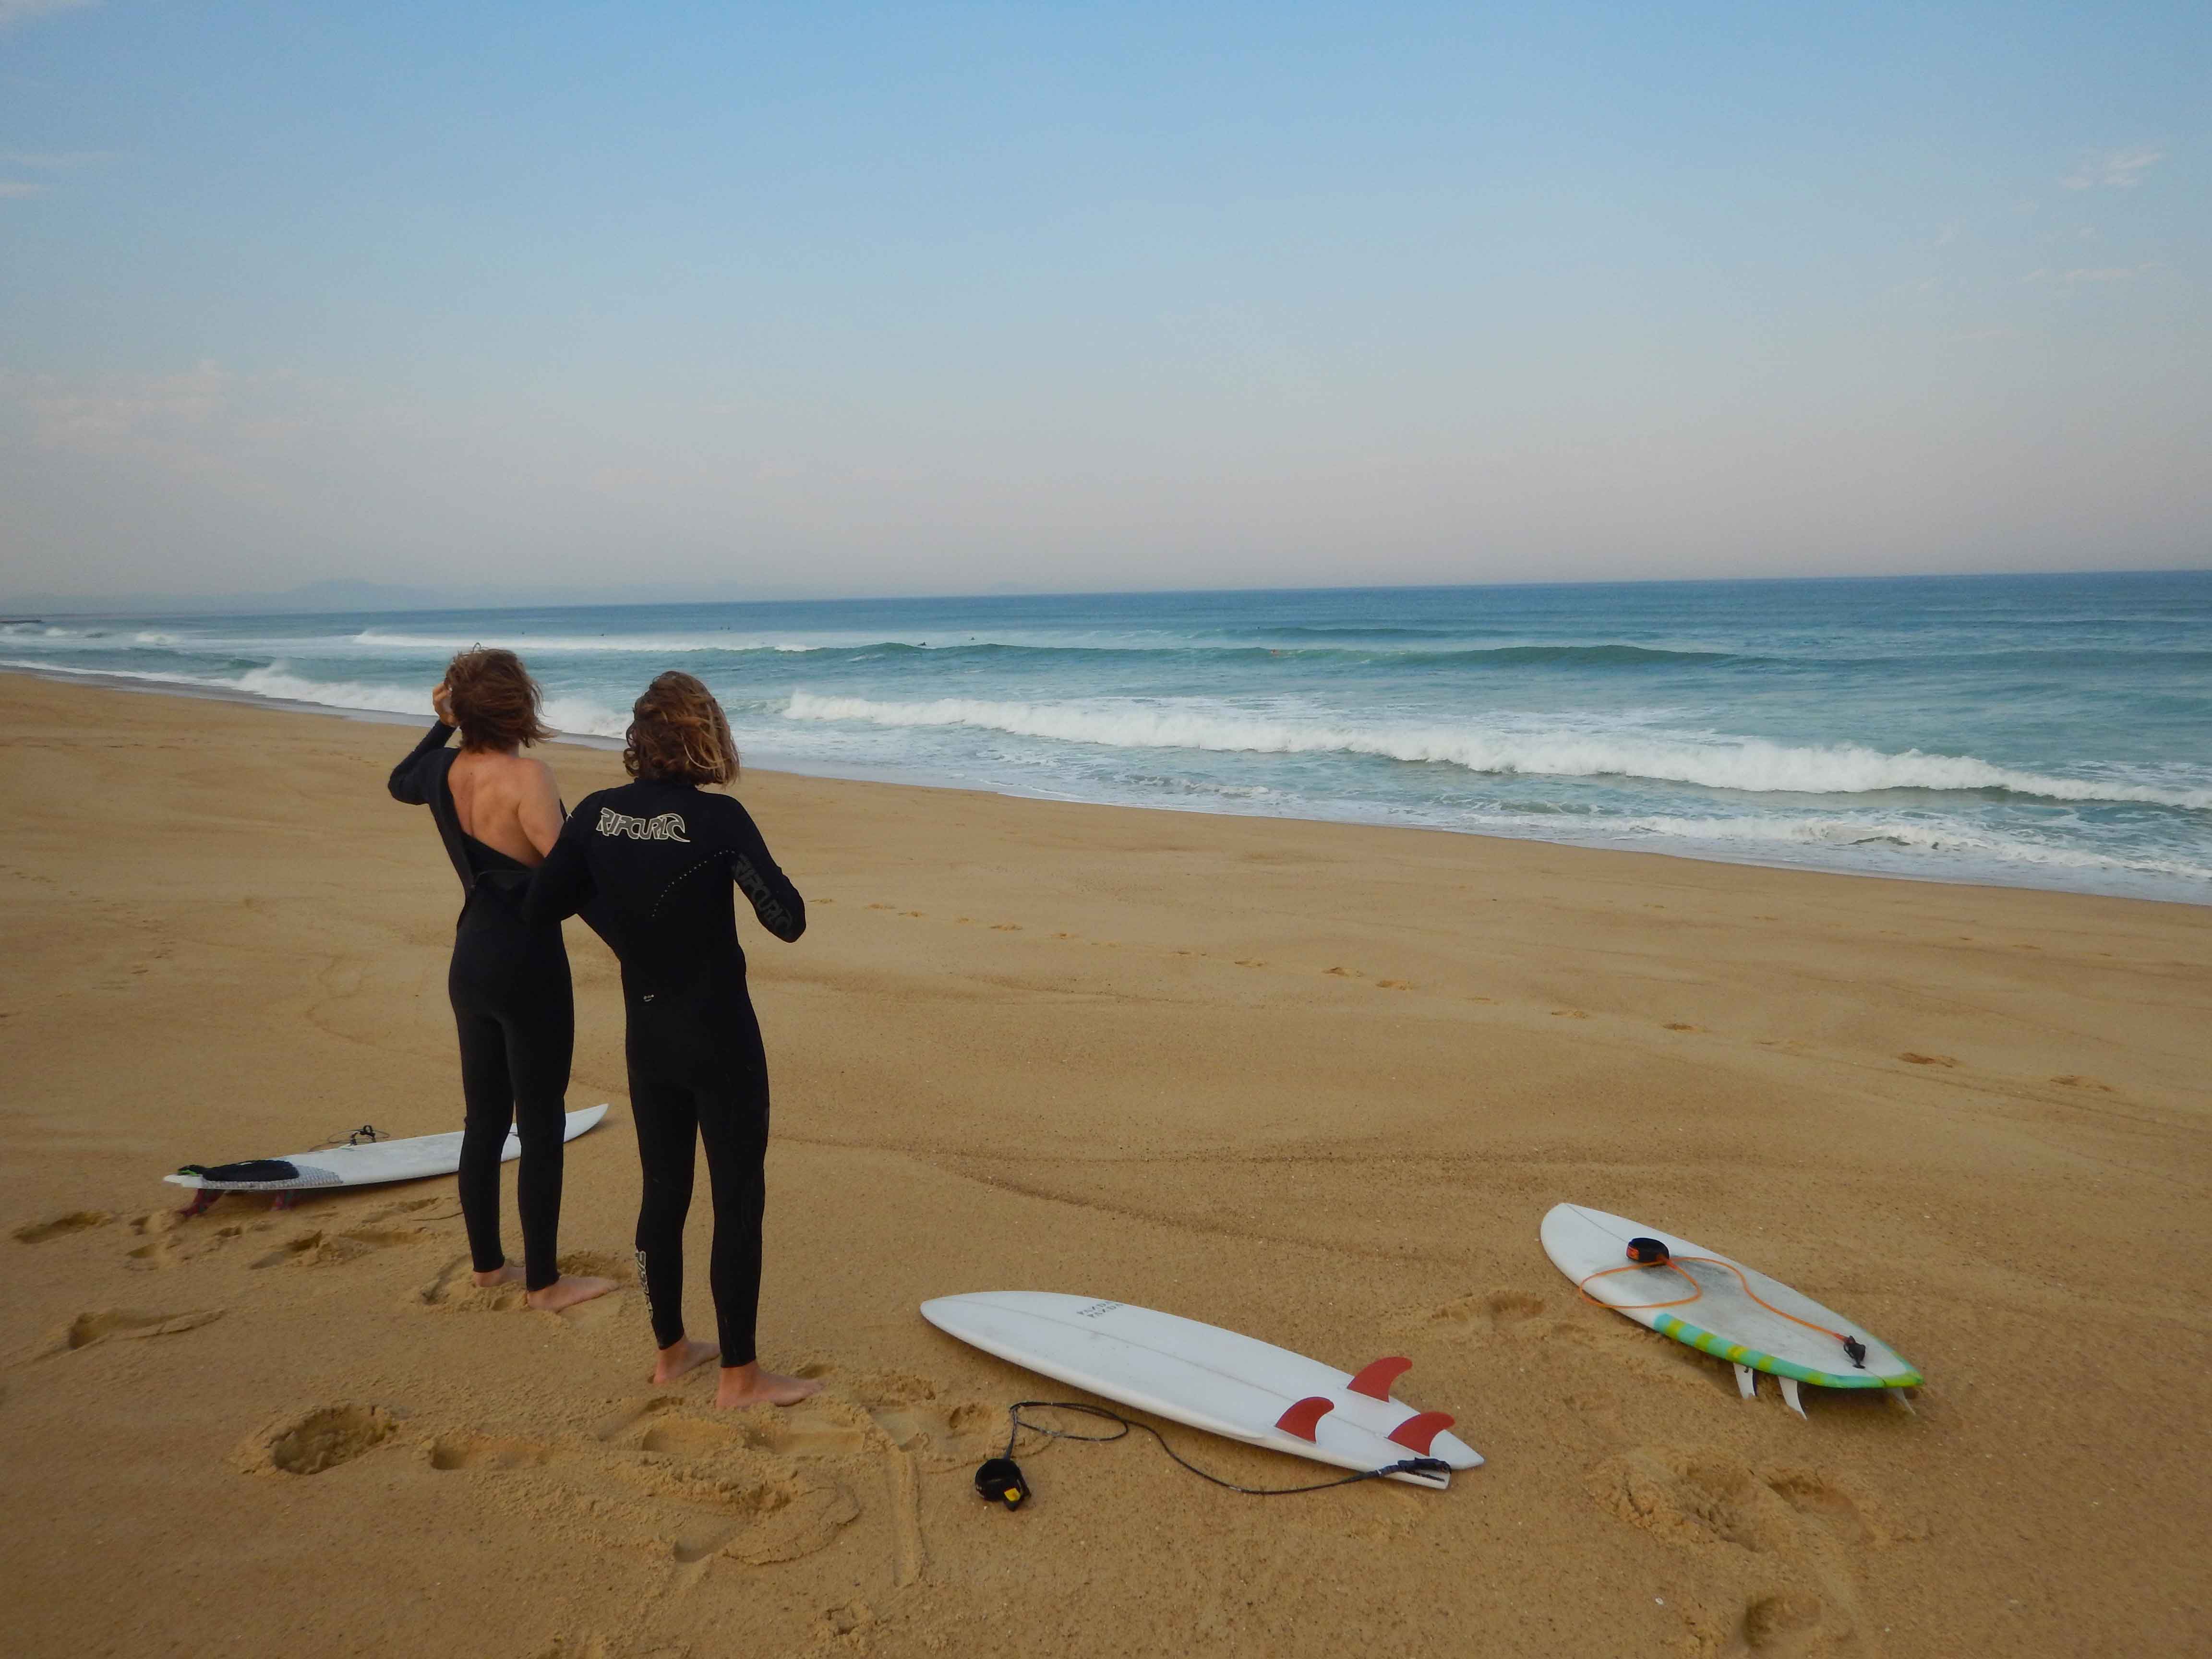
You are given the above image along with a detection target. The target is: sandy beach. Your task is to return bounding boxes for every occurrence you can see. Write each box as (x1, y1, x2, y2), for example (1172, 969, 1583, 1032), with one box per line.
(1, 669, 2206, 1658)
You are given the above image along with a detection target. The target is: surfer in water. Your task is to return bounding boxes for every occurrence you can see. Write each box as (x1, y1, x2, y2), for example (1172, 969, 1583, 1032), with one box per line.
(389, 649, 616, 1313)
(526, 671, 819, 1409)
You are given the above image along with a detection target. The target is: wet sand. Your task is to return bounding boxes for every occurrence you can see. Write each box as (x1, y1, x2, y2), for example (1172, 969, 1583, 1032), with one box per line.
(1, 670, 2206, 1658)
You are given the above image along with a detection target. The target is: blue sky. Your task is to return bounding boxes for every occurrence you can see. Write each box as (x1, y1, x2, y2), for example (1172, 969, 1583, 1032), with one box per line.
(2, 1, 2205, 600)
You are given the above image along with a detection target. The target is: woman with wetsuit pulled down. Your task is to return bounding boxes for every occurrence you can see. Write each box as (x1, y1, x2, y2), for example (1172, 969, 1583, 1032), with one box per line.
(525, 671, 820, 1409)
(388, 649, 615, 1313)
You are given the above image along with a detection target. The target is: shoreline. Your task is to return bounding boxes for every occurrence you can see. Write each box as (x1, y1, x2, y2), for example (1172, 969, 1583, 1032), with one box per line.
(3, 672, 2208, 1658)
(5, 661, 2200, 913)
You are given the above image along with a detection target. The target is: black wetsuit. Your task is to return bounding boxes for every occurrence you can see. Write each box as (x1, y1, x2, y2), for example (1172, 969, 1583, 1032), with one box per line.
(389, 722, 575, 1292)
(524, 780, 804, 1367)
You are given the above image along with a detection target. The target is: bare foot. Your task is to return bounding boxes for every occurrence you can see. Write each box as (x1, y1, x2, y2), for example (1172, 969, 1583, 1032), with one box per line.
(650, 1335, 719, 1384)
(472, 1262, 524, 1289)
(713, 1361, 823, 1410)
(526, 1274, 617, 1313)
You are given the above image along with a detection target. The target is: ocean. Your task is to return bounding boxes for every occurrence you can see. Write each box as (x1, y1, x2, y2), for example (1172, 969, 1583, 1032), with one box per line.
(7, 571, 2209, 904)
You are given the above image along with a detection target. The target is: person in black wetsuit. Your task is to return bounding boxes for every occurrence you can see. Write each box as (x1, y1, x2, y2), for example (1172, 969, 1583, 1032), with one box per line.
(389, 648, 615, 1314)
(525, 670, 819, 1408)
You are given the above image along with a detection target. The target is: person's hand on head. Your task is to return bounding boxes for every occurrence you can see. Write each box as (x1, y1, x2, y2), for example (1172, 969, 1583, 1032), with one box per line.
(432, 681, 455, 725)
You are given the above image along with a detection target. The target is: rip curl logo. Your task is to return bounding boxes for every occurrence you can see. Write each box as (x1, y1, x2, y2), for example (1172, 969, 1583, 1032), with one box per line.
(596, 807, 691, 842)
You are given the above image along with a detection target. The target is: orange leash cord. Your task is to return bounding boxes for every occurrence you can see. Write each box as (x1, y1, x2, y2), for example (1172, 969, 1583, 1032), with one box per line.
(1578, 1255, 1852, 1345)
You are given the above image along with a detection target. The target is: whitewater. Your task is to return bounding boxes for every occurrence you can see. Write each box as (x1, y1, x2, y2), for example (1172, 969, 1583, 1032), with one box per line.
(5, 571, 2208, 902)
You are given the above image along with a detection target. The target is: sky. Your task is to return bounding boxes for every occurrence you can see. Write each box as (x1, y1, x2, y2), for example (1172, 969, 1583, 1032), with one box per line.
(1, 0, 2206, 602)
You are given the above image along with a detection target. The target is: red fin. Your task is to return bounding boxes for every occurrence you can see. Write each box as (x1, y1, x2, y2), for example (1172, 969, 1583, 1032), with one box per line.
(1275, 1396, 1334, 1442)
(1346, 1356, 1413, 1400)
(1387, 1411, 1455, 1455)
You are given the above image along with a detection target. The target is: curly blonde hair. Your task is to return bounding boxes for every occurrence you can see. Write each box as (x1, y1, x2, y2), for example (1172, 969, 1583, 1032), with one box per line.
(623, 671, 739, 786)
(445, 648, 553, 752)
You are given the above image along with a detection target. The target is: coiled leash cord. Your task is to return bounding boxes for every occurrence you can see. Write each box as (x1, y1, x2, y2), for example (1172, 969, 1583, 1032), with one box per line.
(1579, 1238, 1869, 1369)
(975, 1401, 1450, 1509)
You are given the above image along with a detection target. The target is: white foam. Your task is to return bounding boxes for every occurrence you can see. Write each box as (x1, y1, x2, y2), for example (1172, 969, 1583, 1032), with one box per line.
(352, 628, 859, 655)
(1611, 813, 2212, 883)
(781, 692, 2212, 810)
(0, 658, 632, 739)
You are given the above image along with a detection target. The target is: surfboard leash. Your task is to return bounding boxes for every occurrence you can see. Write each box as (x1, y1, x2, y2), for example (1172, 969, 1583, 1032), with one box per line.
(976, 1401, 1449, 1509)
(1578, 1240, 1870, 1369)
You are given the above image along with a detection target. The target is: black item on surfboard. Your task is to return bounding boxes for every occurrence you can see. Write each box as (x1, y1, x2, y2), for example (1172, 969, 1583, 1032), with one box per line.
(1626, 1236, 1671, 1266)
(176, 1159, 300, 1184)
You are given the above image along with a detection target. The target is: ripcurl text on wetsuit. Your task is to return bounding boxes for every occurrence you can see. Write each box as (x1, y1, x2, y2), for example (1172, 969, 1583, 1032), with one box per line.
(389, 722, 575, 1291)
(523, 780, 804, 1367)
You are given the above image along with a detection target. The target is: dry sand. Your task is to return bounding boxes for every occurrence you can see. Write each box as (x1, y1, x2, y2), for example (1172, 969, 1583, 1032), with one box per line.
(1, 670, 2206, 1658)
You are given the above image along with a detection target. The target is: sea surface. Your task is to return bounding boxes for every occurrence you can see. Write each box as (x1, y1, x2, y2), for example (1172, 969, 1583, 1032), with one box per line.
(7, 572, 2210, 903)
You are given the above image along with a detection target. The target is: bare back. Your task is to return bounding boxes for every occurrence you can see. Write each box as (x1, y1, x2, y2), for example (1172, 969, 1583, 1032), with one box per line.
(447, 748, 564, 866)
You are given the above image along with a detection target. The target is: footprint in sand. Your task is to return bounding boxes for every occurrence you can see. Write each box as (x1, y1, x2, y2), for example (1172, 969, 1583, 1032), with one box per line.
(1590, 1448, 1803, 1553)
(613, 1395, 880, 1460)
(590, 1397, 864, 1565)
(1898, 1052, 1958, 1068)
(990, 923, 1022, 932)
(130, 1219, 249, 1271)
(1323, 966, 1362, 979)
(866, 903, 895, 911)
(2051, 1074, 2116, 1093)
(1428, 1290, 1549, 1334)
(1234, 959, 1267, 968)
(1663, 1022, 1705, 1032)
(1728, 1590, 1841, 1656)
(251, 1225, 434, 1271)
(12, 1210, 114, 1244)
(1592, 1451, 1902, 1566)
(1376, 979, 1413, 990)
(1591, 1447, 1913, 1654)
(426, 1432, 555, 1471)
(1551, 1008, 1592, 1019)
(646, 1466, 860, 1567)
(234, 1404, 397, 1476)
(37, 1306, 224, 1358)
(418, 1250, 630, 1312)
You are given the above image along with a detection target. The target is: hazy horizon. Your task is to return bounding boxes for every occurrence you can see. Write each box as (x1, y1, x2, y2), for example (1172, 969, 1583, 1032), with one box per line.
(4, 2, 2206, 601)
(10, 563, 2207, 622)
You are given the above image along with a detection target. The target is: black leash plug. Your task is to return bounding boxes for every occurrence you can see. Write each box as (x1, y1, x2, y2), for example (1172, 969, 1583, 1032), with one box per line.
(975, 1456, 1030, 1509)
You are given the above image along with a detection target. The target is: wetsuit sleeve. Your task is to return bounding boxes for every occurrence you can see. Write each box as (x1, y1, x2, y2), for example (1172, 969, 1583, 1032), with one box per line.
(721, 799, 805, 943)
(523, 799, 598, 926)
(387, 721, 455, 804)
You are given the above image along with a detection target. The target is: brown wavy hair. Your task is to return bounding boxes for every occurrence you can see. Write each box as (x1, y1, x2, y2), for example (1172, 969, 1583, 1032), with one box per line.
(445, 648, 553, 752)
(624, 671, 739, 786)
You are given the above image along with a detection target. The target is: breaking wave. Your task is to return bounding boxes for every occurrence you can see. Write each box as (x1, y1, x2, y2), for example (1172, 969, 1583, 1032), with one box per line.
(1, 658, 631, 739)
(782, 692, 2212, 809)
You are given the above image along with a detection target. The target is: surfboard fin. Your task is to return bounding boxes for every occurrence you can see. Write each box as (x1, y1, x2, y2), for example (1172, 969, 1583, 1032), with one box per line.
(1275, 1397, 1334, 1442)
(1734, 1362, 1757, 1400)
(1346, 1357, 1412, 1400)
(1779, 1376, 1806, 1419)
(1387, 1412, 1455, 1455)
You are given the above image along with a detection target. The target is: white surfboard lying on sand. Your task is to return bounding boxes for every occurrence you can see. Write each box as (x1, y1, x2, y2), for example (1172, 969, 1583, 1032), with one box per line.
(1540, 1203, 1921, 1416)
(919, 1291, 1481, 1489)
(164, 1104, 610, 1194)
